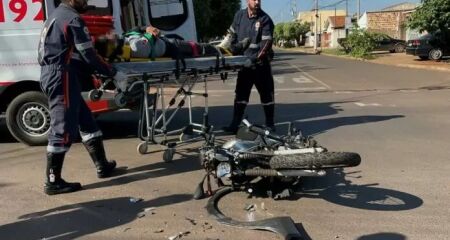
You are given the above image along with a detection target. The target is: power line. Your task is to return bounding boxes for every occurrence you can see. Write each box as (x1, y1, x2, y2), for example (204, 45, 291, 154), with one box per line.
(273, 0, 293, 23)
(318, 0, 347, 10)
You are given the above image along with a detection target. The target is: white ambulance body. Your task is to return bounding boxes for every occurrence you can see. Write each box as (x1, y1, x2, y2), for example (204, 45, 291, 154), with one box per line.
(0, 0, 197, 145)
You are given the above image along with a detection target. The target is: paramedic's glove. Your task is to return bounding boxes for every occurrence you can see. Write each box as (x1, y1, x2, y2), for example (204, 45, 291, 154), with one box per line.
(239, 38, 251, 51)
(230, 38, 251, 55)
(113, 71, 128, 92)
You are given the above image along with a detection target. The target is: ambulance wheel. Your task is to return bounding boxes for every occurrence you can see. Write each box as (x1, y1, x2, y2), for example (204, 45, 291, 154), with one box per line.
(6, 91, 50, 146)
(137, 142, 148, 155)
(163, 148, 175, 163)
(88, 89, 102, 101)
(114, 93, 127, 108)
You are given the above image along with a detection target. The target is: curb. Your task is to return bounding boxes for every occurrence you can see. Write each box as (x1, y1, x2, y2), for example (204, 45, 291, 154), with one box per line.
(281, 48, 450, 73)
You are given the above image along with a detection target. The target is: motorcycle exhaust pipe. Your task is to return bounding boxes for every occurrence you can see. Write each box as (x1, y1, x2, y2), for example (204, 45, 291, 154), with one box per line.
(244, 169, 326, 177)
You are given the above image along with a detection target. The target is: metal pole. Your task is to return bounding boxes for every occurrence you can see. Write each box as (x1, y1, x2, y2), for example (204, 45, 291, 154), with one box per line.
(346, 0, 348, 17)
(314, 0, 318, 53)
(357, 0, 360, 20)
(345, 0, 349, 37)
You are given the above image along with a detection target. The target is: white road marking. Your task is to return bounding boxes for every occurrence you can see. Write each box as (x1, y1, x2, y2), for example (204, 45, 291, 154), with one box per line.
(355, 102, 382, 107)
(288, 63, 332, 90)
(335, 91, 354, 94)
(292, 76, 313, 83)
(274, 76, 285, 84)
(400, 90, 419, 93)
(205, 87, 327, 93)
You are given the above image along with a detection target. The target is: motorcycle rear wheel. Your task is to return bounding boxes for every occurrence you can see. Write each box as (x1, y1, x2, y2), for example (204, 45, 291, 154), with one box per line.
(269, 152, 361, 170)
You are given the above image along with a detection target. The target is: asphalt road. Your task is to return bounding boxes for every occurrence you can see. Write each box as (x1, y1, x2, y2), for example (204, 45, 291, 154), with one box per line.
(1, 51, 449, 240)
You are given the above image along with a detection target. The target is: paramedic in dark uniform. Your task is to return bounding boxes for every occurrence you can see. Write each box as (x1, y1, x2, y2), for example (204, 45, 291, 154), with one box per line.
(38, 0, 127, 195)
(223, 0, 275, 133)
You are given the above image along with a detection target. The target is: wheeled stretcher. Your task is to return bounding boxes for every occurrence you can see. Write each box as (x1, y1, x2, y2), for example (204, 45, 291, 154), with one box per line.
(90, 55, 250, 161)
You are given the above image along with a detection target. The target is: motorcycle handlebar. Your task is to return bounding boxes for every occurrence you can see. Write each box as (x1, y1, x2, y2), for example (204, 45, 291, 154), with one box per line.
(242, 119, 284, 143)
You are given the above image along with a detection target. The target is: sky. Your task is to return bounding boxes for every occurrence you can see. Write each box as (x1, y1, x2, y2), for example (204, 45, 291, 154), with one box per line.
(241, 0, 421, 23)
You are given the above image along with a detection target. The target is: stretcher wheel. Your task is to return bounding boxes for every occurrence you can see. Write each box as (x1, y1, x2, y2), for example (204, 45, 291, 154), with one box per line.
(137, 142, 148, 155)
(88, 89, 103, 101)
(163, 148, 175, 163)
(114, 93, 127, 108)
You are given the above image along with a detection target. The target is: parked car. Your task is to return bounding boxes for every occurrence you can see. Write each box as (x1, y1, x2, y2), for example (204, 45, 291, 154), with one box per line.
(406, 33, 450, 60)
(375, 34, 407, 53)
(338, 34, 406, 53)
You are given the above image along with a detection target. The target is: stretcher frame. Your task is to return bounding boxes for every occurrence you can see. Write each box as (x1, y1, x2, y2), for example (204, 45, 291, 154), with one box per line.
(93, 55, 249, 160)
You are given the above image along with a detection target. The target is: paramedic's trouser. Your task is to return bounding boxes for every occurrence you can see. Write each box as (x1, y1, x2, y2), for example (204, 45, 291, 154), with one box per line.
(234, 64, 275, 126)
(40, 64, 102, 153)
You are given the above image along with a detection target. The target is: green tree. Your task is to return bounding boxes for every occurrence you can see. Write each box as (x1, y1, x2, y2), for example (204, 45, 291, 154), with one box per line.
(283, 22, 297, 41)
(293, 21, 310, 44)
(274, 23, 285, 43)
(193, 0, 241, 41)
(407, 0, 450, 38)
(344, 27, 380, 58)
(276, 21, 310, 47)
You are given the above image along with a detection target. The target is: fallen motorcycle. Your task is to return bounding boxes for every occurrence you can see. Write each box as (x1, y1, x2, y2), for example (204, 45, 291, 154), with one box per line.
(194, 119, 362, 239)
(194, 119, 361, 199)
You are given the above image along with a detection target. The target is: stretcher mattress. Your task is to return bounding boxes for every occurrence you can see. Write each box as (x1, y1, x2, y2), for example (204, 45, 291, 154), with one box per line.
(112, 55, 249, 76)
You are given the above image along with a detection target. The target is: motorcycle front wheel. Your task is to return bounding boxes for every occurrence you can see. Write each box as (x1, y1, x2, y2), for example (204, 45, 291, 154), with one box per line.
(269, 152, 361, 170)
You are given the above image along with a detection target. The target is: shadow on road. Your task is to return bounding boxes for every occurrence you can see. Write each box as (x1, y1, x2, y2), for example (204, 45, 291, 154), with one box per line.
(297, 169, 423, 211)
(0, 194, 192, 240)
(0, 102, 405, 144)
(96, 101, 404, 140)
(0, 118, 15, 144)
(82, 153, 202, 191)
(357, 232, 407, 240)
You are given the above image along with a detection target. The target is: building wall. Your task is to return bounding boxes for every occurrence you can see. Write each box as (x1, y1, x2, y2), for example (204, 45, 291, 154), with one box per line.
(297, 10, 346, 33)
(366, 11, 409, 39)
(324, 24, 346, 48)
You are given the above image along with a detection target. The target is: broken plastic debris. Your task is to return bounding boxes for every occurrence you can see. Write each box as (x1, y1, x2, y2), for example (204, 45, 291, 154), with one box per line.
(168, 231, 191, 240)
(154, 228, 164, 233)
(185, 217, 197, 225)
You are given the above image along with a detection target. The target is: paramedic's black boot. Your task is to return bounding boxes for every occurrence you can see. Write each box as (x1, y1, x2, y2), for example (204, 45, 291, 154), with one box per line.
(44, 152, 82, 195)
(223, 102, 246, 134)
(263, 104, 276, 132)
(84, 137, 117, 178)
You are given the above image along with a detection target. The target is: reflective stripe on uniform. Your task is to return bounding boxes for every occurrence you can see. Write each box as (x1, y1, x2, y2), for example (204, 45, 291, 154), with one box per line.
(262, 35, 272, 41)
(75, 41, 93, 51)
(47, 145, 69, 153)
(262, 102, 275, 106)
(229, 26, 235, 33)
(249, 44, 259, 49)
(80, 130, 103, 142)
(235, 101, 248, 105)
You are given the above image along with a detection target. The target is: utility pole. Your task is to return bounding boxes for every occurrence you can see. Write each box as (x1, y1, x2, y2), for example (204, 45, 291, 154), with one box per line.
(357, 0, 360, 20)
(345, 0, 349, 37)
(314, 0, 319, 53)
(345, 0, 348, 17)
(290, 0, 298, 20)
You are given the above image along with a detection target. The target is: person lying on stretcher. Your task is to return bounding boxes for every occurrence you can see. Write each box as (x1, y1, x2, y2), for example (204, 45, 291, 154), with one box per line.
(124, 25, 224, 60)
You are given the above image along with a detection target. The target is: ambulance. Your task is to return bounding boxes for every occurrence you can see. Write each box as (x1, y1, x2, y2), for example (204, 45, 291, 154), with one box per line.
(0, 0, 197, 145)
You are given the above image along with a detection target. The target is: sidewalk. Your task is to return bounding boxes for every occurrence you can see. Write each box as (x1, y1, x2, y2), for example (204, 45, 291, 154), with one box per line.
(284, 47, 450, 72)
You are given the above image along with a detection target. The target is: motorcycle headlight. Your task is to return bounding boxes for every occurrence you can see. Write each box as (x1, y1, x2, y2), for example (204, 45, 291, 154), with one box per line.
(216, 162, 232, 178)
